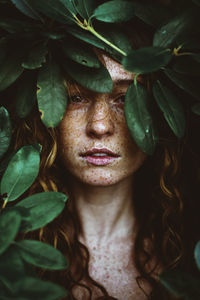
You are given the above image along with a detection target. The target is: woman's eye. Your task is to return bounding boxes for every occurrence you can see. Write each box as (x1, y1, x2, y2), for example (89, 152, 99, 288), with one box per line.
(115, 95, 126, 104)
(70, 95, 86, 103)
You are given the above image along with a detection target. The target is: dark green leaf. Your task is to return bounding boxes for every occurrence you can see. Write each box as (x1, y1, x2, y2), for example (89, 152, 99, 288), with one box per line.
(0, 210, 21, 255)
(16, 240, 68, 270)
(11, 0, 41, 20)
(65, 26, 107, 50)
(13, 276, 67, 300)
(27, 0, 74, 24)
(0, 247, 25, 291)
(16, 192, 67, 231)
(122, 47, 172, 74)
(153, 9, 198, 48)
(63, 58, 113, 93)
(0, 51, 24, 92)
(61, 39, 101, 68)
(78, 0, 96, 19)
(0, 18, 40, 33)
(159, 269, 200, 299)
(191, 103, 200, 116)
(15, 71, 37, 118)
(194, 241, 200, 270)
(173, 55, 200, 76)
(22, 41, 48, 70)
(0, 107, 12, 159)
(153, 81, 185, 138)
(37, 60, 68, 128)
(164, 69, 200, 101)
(93, 0, 135, 23)
(0, 145, 40, 201)
(124, 82, 158, 155)
(130, 1, 171, 27)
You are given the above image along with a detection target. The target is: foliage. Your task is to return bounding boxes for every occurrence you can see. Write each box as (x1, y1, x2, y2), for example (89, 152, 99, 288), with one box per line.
(0, 0, 200, 299)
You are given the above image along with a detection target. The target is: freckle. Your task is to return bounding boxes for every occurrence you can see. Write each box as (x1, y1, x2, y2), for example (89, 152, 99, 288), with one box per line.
(93, 247, 96, 250)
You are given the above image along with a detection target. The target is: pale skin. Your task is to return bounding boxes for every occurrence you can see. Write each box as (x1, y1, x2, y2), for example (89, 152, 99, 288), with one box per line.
(58, 54, 149, 299)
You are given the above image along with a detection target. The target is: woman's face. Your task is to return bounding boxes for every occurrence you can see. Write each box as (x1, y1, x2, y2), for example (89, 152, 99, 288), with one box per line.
(58, 54, 147, 186)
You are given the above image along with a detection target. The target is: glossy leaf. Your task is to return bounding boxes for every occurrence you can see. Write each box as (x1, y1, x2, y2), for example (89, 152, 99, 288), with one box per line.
(191, 103, 200, 116)
(0, 145, 40, 201)
(74, 0, 96, 19)
(15, 71, 37, 118)
(63, 59, 113, 93)
(153, 81, 185, 138)
(164, 69, 200, 101)
(10, 0, 41, 20)
(93, 0, 135, 23)
(16, 240, 68, 270)
(0, 210, 21, 255)
(122, 47, 172, 74)
(159, 269, 200, 299)
(27, 0, 74, 24)
(61, 39, 101, 68)
(65, 26, 106, 50)
(153, 9, 198, 48)
(0, 107, 12, 159)
(130, 1, 171, 27)
(124, 82, 158, 155)
(173, 55, 200, 76)
(13, 276, 67, 300)
(194, 241, 200, 270)
(16, 192, 67, 231)
(22, 41, 48, 70)
(0, 52, 24, 92)
(37, 60, 68, 128)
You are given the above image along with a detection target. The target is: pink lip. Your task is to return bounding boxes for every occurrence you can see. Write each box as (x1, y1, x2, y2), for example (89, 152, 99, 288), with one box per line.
(80, 148, 119, 166)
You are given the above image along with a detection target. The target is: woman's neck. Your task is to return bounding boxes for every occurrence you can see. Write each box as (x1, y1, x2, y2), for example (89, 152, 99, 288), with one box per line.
(68, 175, 137, 247)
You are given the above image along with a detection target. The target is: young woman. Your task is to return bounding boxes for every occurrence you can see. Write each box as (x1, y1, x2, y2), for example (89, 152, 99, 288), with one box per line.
(3, 2, 200, 299)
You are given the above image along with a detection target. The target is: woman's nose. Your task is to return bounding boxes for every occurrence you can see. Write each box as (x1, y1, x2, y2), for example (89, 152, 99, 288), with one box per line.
(86, 99, 114, 139)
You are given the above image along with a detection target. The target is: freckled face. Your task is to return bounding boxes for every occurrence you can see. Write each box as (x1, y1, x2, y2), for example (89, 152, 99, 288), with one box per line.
(58, 55, 147, 186)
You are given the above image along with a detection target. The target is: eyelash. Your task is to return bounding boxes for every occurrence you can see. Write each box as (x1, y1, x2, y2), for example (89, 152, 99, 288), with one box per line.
(69, 94, 126, 104)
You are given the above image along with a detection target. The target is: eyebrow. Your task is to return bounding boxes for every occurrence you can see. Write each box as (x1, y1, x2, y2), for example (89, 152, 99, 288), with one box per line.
(113, 79, 133, 86)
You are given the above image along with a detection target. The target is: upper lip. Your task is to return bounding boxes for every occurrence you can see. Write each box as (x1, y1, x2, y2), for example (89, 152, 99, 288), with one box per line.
(81, 148, 119, 157)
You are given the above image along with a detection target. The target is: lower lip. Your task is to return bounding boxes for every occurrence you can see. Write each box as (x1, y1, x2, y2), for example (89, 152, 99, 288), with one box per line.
(82, 156, 118, 166)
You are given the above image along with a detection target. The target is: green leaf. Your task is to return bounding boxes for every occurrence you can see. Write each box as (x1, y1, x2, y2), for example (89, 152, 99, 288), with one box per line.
(13, 276, 67, 300)
(122, 47, 172, 74)
(159, 269, 200, 299)
(16, 240, 68, 270)
(0, 107, 12, 159)
(130, 1, 171, 27)
(173, 55, 200, 76)
(191, 103, 200, 116)
(164, 69, 200, 101)
(0, 210, 21, 255)
(27, 0, 74, 24)
(93, 0, 135, 23)
(78, 0, 96, 19)
(0, 145, 40, 201)
(194, 241, 200, 270)
(0, 51, 24, 92)
(16, 192, 67, 231)
(15, 71, 37, 118)
(10, 0, 41, 20)
(0, 247, 25, 291)
(37, 60, 68, 128)
(153, 81, 185, 138)
(153, 9, 198, 48)
(124, 82, 158, 155)
(65, 26, 106, 50)
(63, 58, 113, 93)
(22, 41, 48, 70)
(61, 39, 101, 68)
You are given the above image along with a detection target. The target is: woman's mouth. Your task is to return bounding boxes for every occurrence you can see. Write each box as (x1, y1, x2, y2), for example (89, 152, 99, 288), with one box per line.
(80, 148, 119, 166)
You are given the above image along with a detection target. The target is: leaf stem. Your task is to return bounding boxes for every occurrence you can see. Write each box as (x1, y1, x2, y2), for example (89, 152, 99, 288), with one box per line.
(2, 200, 7, 209)
(73, 15, 127, 56)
